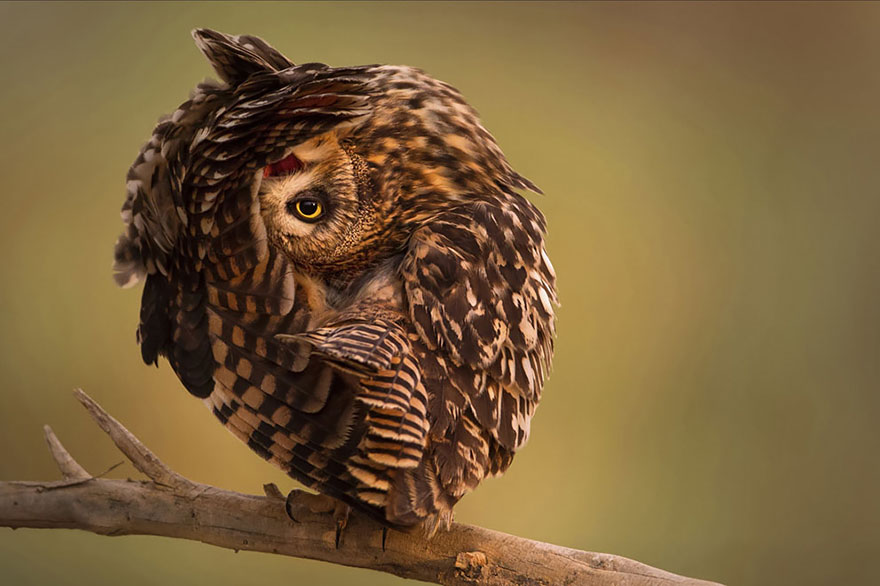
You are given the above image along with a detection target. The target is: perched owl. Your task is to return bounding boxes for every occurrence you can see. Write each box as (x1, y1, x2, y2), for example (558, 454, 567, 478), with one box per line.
(113, 29, 557, 531)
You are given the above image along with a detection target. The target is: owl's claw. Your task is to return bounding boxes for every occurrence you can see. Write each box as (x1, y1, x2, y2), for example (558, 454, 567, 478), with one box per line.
(381, 526, 389, 551)
(283, 489, 351, 546)
(284, 490, 301, 523)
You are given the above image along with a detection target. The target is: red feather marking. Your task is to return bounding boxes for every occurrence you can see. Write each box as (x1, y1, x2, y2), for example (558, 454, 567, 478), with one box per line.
(264, 153, 303, 177)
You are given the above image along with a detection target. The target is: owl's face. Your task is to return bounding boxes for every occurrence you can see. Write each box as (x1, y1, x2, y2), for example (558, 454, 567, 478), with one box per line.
(258, 134, 384, 276)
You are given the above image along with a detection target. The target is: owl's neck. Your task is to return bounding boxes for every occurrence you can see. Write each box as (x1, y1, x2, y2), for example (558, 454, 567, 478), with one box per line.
(321, 254, 405, 313)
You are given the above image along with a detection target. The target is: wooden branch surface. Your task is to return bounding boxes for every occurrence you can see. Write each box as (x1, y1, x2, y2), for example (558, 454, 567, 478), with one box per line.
(0, 390, 724, 586)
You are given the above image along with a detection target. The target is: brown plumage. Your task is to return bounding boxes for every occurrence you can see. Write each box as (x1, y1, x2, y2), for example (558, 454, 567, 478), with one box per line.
(113, 29, 557, 530)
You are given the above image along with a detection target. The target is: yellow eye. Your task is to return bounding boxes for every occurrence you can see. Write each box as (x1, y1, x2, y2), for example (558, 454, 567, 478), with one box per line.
(292, 199, 323, 221)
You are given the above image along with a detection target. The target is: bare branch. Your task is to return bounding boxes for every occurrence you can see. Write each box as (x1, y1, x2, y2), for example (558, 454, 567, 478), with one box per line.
(0, 391, 725, 586)
(42, 425, 90, 481)
(263, 482, 285, 500)
(72, 388, 195, 492)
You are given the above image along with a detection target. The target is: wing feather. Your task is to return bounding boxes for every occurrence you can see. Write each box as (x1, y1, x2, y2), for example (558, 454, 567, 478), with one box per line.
(401, 196, 557, 496)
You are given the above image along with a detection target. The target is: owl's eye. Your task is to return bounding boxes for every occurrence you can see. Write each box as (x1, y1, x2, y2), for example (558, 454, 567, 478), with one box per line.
(287, 197, 324, 222)
(263, 153, 303, 178)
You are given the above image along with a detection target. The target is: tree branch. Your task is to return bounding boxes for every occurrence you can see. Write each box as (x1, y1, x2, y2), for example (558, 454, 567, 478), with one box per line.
(42, 424, 90, 481)
(0, 390, 724, 586)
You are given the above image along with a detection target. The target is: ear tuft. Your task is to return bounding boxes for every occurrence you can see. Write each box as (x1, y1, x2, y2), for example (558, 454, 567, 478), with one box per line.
(191, 28, 294, 85)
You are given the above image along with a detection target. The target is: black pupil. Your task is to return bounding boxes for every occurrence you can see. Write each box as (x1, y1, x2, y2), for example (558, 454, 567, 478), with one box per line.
(298, 200, 319, 216)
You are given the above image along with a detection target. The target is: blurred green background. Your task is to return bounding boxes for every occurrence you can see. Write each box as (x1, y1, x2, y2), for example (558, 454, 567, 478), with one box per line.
(1, 2, 878, 585)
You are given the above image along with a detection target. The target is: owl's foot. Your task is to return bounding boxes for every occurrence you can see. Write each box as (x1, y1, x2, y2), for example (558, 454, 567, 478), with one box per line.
(283, 489, 336, 522)
(283, 489, 351, 548)
(283, 489, 303, 523)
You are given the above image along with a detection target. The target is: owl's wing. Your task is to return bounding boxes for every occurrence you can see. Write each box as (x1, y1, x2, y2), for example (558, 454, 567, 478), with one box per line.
(278, 317, 433, 522)
(283, 319, 429, 462)
(116, 34, 421, 522)
(286, 319, 410, 373)
(401, 195, 557, 497)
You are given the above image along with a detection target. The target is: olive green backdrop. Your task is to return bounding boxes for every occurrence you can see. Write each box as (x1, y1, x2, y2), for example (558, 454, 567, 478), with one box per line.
(1, 2, 878, 585)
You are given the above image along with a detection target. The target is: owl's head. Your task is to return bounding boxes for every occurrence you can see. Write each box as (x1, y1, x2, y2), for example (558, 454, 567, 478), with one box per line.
(256, 134, 383, 275)
(186, 29, 543, 282)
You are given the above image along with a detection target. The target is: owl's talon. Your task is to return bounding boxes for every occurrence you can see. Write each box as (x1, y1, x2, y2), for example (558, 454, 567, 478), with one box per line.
(381, 526, 389, 552)
(284, 490, 300, 523)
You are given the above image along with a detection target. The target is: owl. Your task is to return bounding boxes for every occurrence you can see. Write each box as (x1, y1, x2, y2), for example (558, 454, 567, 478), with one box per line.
(113, 29, 557, 532)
